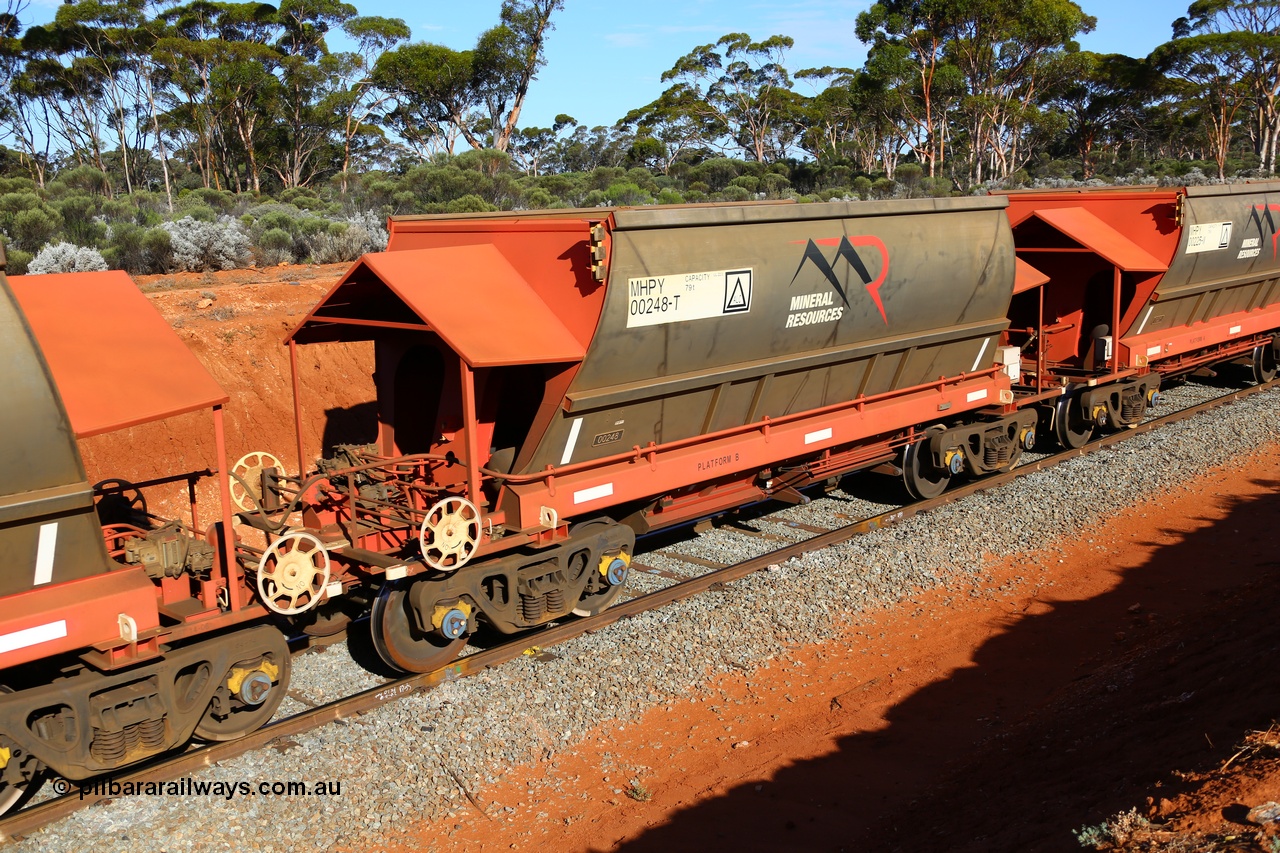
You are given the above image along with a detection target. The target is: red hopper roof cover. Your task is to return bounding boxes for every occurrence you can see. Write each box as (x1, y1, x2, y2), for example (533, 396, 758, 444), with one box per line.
(1028, 207, 1168, 272)
(286, 245, 586, 367)
(9, 270, 228, 437)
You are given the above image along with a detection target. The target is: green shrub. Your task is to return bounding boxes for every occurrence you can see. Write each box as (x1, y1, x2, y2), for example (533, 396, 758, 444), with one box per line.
(718, 185, 752, 202)
(53, 195, 104, 246)
(605, 181, 652, 206)
(48, 165, 110, 197)
(522, 187, 554, 209)
(656, 188, 685, 205)
(587, 166, 626, 191)
(729, 175, 760, 194)
(922, 176, 954, 197)
(11, 207, 62, 250)
(444, 194, 496, 213)
(100, 199, 133, 221)
(852, 176, 873, 199)
(257, 227, 295, 265)
(142, 228, 173, 272)
(692, 158, 741, 191)
(871, 177, 896, 199)
(761, 173, 791, 198)
(0, 177, 35, 195)
(181, 187, 236, 212)
(176, 199, 218, 221)
(7, 248, 31, 275)
(896, 163, 923, 197)
(252, 210, 302, 238)
(104, 223, 173, 274)
(824, 165, 854, 189)
(277, 188, 323, 210)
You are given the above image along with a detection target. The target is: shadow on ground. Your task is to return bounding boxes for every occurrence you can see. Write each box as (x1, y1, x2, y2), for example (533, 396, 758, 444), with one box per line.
(607, 477, 1280, 853)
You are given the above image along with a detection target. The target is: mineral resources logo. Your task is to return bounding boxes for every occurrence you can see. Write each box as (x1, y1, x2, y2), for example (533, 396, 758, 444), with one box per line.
(788, 236, 891, 325)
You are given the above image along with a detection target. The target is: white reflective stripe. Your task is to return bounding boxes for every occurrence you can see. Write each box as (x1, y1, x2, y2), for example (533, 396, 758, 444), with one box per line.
(573, 483, 613, 505)
(804, 427, 833, 445)
(966, 389, 988, 403)
(560, 418, 583, 466)
(1135, 307, 1153, 336)
(0, 620, 67, 655)
(1146, 345, 1163, 357)
(1230, 325, 1242, 335)
(970, 338, 991, 372)
(33, 522, 57, 586)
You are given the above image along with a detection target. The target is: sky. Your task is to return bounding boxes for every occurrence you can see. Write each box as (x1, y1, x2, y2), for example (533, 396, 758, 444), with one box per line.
(24, 0, 1198, 132)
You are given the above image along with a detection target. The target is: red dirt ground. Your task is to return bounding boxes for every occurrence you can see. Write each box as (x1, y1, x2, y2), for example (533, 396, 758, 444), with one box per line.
(395, 443, 1280, 853)
(83, 264, 1280, 853)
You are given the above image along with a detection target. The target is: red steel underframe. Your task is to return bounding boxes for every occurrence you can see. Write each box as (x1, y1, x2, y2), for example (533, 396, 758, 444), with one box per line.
(501, 369, 1013, 531)
(1124, 302, 1280, 373)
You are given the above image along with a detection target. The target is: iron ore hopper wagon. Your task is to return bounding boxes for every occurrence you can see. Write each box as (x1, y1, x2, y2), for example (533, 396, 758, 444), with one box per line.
(1000, 182, 1280, 446)
(272, 197, 1036, 673)
(0, 183, 1277, 815)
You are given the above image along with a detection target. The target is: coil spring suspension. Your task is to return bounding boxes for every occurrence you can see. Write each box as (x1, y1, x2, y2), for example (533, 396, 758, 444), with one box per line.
(520, 593, 544, 623)
(1122, 394, 1144, 423)
(91, 717, 166, 763)
(545, 589, 566, 614)
(139, 717, 165, 749)
(984, 436, 1012, 468)
(91, 725, 138, 763)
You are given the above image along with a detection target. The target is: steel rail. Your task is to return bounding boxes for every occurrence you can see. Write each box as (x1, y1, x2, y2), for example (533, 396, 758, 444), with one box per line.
(2, 378, 1274, 843)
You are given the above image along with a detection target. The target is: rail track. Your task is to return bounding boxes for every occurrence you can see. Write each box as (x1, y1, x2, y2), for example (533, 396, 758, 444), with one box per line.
(2, 377, 1275, 843)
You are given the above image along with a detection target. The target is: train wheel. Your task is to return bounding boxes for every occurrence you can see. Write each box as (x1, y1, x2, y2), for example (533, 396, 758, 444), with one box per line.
(193, 632, 291, 742)
(572, 581, 626, 617)
(1054, 394, 1093, 449)
(0, 689, 43, 816)
(371, 581, 467, 674)
(568, 520, 629, 617)
(901, 426, 951, 500)
(1252, 343, 1278, 384)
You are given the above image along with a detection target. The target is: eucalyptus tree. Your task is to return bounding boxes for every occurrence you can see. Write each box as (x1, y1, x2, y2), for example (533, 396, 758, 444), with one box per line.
(153, 1, 280, 192)
(269, 0, 357, 189)
(945, 0, 1096, 184)
(795, 66, 907, 175)
(856, 0, 961, 177)
(1045, 51, 1152, 178)
(373, 0, 562, 156)
(654, 33, 800, 162)
(1170, 1, 1280, 174)
(1152, 3, 1270, 179)
(325, 15, 409, 192)
(0, 1, 54, 187)
(619, 85, 724, 174)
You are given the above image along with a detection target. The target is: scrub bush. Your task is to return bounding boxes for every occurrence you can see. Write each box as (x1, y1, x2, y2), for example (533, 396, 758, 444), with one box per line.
(26, 242, 108, 274)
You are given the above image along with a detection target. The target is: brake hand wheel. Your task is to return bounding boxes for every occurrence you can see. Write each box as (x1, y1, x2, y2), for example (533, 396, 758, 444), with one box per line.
(418, 497, 481, 572)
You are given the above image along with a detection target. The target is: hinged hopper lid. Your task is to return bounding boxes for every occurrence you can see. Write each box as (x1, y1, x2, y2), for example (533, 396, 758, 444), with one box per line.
(9, 271, 229, 438)
(286, 245, 586, 367)
(1023, 207, 1168, 272)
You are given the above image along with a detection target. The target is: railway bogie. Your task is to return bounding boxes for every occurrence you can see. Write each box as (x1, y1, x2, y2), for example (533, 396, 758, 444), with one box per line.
(0, 625, 287, 781)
